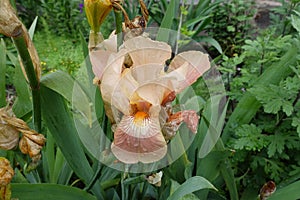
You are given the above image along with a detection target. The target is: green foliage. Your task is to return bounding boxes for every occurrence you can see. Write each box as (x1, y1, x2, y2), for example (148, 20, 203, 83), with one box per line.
(16, 0, 114, 39)
(233, 124, 267, 151)
(3, 0, 300, 200)
(167, 176, 216, 200)
(149, 0, 222, 53)
(249, 77, 300, 116)
(207, 0, 256, 56)
(222, 17, 300, 196)
(11, 183, 97, 200)
(270, 0, 300, 35)
(39, 0, 88, 37)
(34, 31, 83, 76)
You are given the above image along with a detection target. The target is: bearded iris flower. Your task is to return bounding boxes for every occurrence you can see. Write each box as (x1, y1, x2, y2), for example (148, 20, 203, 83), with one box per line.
(90, 34, 210, 164)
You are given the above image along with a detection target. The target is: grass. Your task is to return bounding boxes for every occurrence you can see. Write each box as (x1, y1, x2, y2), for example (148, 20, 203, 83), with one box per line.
(33, 31, 84, 76)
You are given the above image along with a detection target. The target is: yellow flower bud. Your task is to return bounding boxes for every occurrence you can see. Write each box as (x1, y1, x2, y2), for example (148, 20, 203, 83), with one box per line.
(84, 0, 113, 32)
(0, 157, 14, 187)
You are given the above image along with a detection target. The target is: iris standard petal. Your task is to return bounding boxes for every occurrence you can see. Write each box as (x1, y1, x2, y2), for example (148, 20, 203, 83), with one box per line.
(124, 36, 172, 67)
(167, 51, 210, 93)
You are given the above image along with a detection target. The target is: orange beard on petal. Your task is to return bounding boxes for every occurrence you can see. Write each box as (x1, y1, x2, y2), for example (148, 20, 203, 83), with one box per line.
(111, 114, 167, 164)
(134, 111, 149, 125)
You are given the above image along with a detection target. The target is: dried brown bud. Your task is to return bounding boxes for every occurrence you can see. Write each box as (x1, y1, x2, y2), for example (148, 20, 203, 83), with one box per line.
(0, 0, 22, 37)
(0, 157, 14, 187)
(0, 0, 40, 82)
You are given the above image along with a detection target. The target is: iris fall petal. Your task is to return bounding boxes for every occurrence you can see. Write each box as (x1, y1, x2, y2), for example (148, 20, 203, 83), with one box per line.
(111, 115, 167, 164)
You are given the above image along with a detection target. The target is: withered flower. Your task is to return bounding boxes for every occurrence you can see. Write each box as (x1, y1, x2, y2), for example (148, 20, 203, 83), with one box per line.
(0, 157, 14, 187)
(19, 130, 45, 160)
(0, 0, 22, 37)
(91, 35, 210, 164)
(0, 0, 41, 82)
(146, 171, 163, 187)
(0, 108, 45, 161)
(259, 181, 276, 200)
(0, 109, 20, 150)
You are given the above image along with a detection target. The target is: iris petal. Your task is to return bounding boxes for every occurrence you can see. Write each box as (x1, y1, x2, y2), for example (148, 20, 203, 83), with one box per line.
(111, 115, 167, 164)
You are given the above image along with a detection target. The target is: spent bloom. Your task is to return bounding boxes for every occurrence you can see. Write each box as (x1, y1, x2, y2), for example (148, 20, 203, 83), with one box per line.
(0, 157, 14, 187)
(259, 181, 276, 200)
(146, 171, 163, 187)
(90, 33, 210, 164)
(0, 108, 46, 162)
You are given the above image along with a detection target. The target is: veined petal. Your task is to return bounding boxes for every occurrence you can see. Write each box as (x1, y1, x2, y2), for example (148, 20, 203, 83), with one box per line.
(167, 51, 210, 93)
(111, 115, 167, 164)
(111, 69, 139, 115)
(124, 36, 172, 67)
(100, 50, 126, 106)
(130, 64, 164, 84)
(101, 33, 118, 52)
(90, 50, 112, 79)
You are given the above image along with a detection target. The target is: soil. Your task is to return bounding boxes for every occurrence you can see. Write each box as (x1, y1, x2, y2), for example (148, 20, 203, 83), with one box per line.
(254, 0, 282, 29)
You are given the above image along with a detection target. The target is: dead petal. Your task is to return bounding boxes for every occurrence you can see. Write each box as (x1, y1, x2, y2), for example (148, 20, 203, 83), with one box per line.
(19, 135, 44, 158)
(0, 125, 19, 150)
(174, 110, 199, 133)
(111, 115, 167, 164)
(0, 157, 14, 187)
(123, 36, 172, 67)
(167, 51, 210, 93)
(0, 0, 22, 37)
(163, 110, 199, 140)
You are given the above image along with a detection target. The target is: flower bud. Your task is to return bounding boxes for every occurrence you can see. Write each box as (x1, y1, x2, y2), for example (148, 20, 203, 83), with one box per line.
(0, 157, 14, 187)
(84, 0, 113, 33)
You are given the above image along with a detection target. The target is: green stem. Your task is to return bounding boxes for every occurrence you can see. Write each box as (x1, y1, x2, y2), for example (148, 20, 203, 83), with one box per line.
(0, 39, 6, 107)
(12, 30, 41, 132)
(114, 8, 123, 48)
(83, 162, 102, 192)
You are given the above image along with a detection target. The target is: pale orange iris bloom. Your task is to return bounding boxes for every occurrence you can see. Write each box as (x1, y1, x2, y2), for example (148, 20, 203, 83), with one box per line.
(90, 34, 210, 164)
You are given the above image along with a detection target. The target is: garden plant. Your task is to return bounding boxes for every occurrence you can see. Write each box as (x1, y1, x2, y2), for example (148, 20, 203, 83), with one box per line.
(0, 0, 300, 200)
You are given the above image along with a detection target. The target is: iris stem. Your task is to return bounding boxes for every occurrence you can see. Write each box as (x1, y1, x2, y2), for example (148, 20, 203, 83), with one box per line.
(12, 29, 41, 132)
(114, 8, 123, 48)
